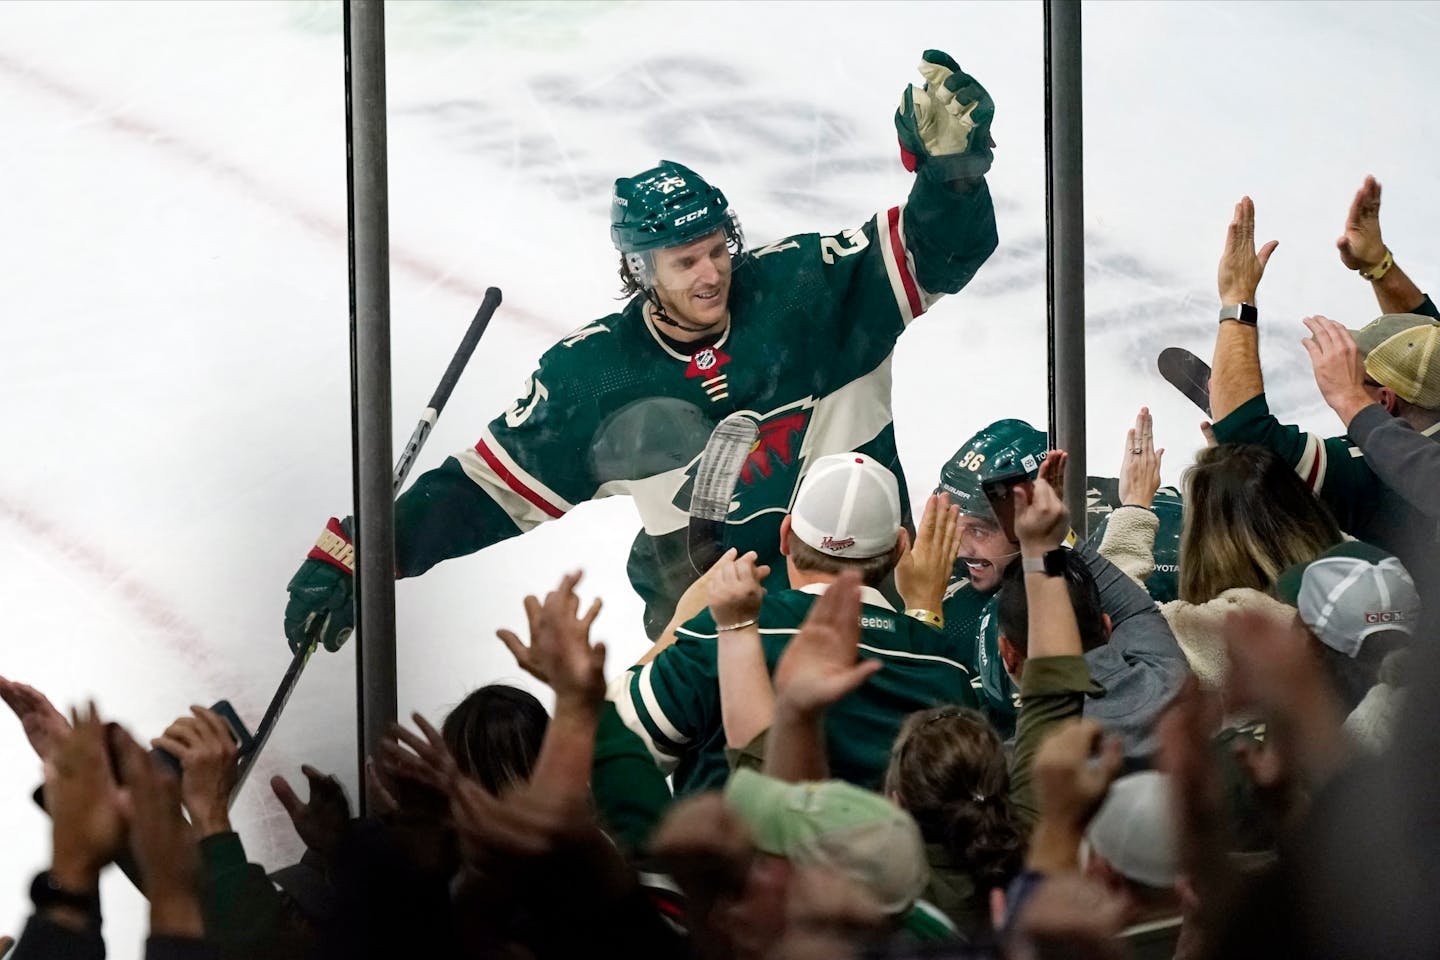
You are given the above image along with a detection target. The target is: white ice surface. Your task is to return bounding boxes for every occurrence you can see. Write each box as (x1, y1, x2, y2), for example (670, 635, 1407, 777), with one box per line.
(2, 1, 1439, 954)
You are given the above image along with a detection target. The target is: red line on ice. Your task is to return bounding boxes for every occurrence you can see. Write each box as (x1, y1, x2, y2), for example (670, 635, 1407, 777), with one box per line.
(0, 49, 564, 336)
(0, 495, 212, 682)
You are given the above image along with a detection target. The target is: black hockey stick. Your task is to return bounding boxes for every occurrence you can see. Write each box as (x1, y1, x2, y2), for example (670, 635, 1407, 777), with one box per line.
(1158, 347, 1213, 416)
(231, 287, 503, 802)
(687, 413, 759, 575)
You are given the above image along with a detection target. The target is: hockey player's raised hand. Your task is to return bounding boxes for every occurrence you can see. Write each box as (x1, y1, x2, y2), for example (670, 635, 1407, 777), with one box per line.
(895, 50, 995, 181)
(283, 517, 356, 654)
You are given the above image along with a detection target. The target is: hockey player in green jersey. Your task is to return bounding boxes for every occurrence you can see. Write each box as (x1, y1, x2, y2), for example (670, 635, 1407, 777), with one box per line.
(284, 50, 1000, 653)
(930, 422, 1188, 760)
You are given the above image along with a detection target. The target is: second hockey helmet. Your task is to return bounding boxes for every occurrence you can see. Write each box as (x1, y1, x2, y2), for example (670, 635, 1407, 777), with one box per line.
(936, 419, 1049, 521)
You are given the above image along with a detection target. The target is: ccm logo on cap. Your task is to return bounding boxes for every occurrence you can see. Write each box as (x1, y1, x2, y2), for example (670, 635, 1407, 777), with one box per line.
(820, 536, 856, 552)
(1365, 610, 1409, 625)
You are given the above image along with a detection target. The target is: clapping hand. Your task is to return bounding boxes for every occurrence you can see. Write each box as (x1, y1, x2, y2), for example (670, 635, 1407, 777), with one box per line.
(1033, 718, 1124, 834)
(47, 705, 128, 893)
(1337, 175, 1387, 273)
(895, 493, 960, 613)
(0, 676, 71, 764)
(772, 570, 883, 717)
(1118, 407, 1164, 509)
(110, 726, 203, 935)
(1217, 196, 1278, 306)
(496, 571, 606, 707)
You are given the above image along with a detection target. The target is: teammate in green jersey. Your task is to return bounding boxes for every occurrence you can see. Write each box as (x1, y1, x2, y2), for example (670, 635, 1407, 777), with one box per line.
(284, 50, 1001, 653)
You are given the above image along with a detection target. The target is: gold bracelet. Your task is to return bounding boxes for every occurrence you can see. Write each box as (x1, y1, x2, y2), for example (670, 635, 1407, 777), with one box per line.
(1360, 248, 1394, 282)
(905, 608, 944, 629)
(716, 617, 758, 632)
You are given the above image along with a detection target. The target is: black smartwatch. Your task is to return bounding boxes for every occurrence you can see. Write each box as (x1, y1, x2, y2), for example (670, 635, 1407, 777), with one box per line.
(1021, 548, 1067, 577)
(30, 871, 101, 918)
(1218, 302, 1258, 326)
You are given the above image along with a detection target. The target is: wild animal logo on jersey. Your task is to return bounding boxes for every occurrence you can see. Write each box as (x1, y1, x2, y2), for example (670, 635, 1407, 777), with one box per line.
(670, 398, 817, 524)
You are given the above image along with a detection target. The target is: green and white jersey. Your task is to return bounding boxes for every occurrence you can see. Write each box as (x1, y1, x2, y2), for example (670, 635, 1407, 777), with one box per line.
(391, 175, 998, 636)
(611, 582, 979, 796)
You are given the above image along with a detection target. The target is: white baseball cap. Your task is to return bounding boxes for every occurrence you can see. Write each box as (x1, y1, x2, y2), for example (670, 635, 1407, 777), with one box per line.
(1276, 541, 1421, 658)
(790, 453, 902, 559)
(1084, 771, 1177, 890)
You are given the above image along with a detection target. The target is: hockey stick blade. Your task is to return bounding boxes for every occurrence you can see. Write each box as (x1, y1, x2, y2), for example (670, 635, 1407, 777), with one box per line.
(1158, 347, 1213, 416)
(235, 291, 503, 803)
(687, 414, 759, 575)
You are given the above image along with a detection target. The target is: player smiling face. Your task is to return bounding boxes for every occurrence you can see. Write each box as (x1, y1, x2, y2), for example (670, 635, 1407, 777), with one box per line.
(649, 229, 733, 336)
(956, 514, 1020, 593)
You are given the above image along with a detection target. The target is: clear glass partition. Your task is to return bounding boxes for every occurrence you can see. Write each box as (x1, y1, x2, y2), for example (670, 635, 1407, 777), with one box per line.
(2, 2, 1438, 955)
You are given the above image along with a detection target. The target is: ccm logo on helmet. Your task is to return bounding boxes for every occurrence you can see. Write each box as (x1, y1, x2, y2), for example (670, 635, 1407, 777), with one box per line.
(674, 207, 710, 227)
(1365, 610, 1409, 625)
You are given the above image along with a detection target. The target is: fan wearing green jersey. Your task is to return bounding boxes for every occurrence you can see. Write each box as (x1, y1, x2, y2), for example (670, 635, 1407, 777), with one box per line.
(283, 49, 1001, 654)
(611, 453, 979, 796)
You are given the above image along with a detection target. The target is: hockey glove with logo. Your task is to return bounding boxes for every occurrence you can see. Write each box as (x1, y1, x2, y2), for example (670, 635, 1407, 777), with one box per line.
(895, 50, 995, 182)
(283, 517, 356, 654)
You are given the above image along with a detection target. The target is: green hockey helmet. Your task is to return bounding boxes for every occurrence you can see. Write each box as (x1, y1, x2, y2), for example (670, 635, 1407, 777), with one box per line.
(611, 160, 743, 288)
(936, 419, 1049, 520)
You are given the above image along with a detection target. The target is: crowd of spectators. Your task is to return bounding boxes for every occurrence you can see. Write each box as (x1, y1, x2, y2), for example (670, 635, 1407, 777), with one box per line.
(0, 174, 1437, 960)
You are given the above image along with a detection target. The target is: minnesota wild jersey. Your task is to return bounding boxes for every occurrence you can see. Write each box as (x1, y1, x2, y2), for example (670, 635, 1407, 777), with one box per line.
(611, 583, 980, 795)
(391, 173, 998, 636)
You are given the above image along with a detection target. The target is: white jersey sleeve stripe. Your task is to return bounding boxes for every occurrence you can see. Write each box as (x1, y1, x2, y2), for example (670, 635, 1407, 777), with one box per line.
(869, 205, 915, 325)
(472, 426, 575, 517)
(856, 642, 971, 674)
(636, 661, 690, 747)
(453, 446, 557, 532)
(607, 671, 680, 772)
(878, 205, 923, 324)
(1295, 433, 1330, 494)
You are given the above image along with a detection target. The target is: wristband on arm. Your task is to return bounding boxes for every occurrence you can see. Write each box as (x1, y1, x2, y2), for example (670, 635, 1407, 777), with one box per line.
(1360, 248, 1394, 281)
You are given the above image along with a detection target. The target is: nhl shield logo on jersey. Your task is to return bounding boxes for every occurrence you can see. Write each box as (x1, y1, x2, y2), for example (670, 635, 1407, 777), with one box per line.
(684, 347, 730, 379)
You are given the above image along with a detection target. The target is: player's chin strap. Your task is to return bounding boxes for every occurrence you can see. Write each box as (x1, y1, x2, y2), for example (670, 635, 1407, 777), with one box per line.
(646, 290, 688, 331)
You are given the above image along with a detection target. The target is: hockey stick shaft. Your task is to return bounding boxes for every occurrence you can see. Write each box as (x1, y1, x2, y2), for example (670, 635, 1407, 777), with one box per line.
(233, 289, 503, 801)
(393, 288, 502, 492)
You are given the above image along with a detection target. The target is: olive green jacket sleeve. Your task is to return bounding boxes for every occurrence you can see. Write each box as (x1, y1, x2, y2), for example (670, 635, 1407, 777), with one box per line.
(1009, 655, 1103, 825)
